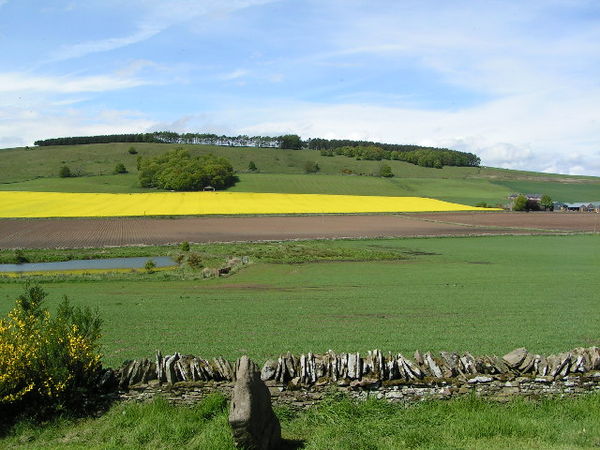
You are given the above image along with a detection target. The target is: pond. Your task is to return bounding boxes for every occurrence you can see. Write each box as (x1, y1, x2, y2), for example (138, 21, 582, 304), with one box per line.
(0, 256, 177, 273)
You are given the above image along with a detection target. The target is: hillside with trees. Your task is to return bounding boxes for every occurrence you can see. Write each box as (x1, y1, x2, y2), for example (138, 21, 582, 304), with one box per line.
(33, 132, 480, 168)
(2, 141, 598, 206)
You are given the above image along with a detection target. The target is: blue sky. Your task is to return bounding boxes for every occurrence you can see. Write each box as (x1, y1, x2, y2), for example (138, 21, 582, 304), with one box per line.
(1, 0, 599, 175)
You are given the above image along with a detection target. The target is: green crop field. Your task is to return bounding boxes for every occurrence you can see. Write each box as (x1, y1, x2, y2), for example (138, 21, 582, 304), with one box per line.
(2, 142, 599, 205)
(2, 233, 600, 448)
(2, 234, 598, 368)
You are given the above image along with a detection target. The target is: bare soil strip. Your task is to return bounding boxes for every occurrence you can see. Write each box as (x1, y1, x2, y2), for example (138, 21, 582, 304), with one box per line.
(411, 211, 600, 232)
(1, 212, 597, 249)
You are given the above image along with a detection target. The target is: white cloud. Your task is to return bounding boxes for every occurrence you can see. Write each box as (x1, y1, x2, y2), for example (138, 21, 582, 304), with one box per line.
(47, 0, 279, 62)
(0, 106, 156, 148)
(0, 72, 151, 94)
(199, 86, 600, 175)
(231, 0, 598, 176)
(220, 69, 248, 81)
(49, 24, 162, 62)
(312, 1, 600, 98)
(115, 59, 160, 77)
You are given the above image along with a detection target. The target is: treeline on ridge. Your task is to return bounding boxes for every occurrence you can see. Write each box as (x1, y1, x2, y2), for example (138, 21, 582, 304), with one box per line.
(318, 145, 479, 168)
(33, 132, 480, 168)
(33, 132, 280, 148)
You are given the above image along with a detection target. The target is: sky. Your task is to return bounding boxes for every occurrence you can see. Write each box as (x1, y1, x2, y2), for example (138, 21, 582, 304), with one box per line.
(0, 0, 599, 175)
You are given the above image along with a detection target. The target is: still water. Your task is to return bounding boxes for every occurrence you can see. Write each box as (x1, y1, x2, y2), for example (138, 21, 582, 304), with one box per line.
(0, 256, 176, 273)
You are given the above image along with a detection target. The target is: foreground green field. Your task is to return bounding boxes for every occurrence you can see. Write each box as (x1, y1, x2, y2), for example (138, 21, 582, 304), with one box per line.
(4, 394, 600, 449)
(2, 143, 599, 206)
(1, 234, 598, 368)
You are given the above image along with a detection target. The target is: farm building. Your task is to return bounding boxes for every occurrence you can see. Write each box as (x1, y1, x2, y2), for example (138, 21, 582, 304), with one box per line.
(557, 202, 600, 212)
(507, 193, 544, 210)
(508, 193, 542, 203)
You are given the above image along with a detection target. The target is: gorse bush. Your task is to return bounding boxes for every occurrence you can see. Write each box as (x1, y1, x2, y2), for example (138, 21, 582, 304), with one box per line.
(0, 285, 102, 418)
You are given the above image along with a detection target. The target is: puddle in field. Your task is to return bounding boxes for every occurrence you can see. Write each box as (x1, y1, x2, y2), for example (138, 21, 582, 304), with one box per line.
(0, 256, 176, 273)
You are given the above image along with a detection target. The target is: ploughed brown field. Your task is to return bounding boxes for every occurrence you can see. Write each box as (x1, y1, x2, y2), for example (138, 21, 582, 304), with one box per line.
(0, 211, 598, 249)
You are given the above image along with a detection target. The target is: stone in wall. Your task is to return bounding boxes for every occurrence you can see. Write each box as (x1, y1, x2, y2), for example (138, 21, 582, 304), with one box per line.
(114, 347, 600, 391)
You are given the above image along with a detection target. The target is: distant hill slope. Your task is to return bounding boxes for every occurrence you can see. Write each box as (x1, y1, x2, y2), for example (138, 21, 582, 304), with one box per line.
(1, 142, 598, 206)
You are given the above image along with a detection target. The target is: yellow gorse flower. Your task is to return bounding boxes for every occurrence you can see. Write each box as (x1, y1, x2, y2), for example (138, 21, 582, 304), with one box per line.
(0, 296, 101, 406)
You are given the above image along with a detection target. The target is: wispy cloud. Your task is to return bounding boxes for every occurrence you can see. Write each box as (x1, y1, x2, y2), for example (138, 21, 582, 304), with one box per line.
(191, 82, 600, 175)
(309, 1, 600, 97)
(220, 69, 248, 81)
(49, 25, 162, 63)
(47, 0, 279, 63)
(0, 105, 156, 148)
(0, 72, 152, 94)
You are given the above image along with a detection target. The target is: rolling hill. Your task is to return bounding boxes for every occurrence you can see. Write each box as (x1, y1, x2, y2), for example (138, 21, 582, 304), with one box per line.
(1, 142, 598, 206)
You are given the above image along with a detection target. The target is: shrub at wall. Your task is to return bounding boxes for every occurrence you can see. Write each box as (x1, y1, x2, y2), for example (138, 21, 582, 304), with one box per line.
(0, 285, 102, 419)
(138, 149, 238, 190)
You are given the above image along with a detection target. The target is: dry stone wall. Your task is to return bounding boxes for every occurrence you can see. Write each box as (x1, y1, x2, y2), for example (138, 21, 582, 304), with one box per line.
(113, 347, 600, 408)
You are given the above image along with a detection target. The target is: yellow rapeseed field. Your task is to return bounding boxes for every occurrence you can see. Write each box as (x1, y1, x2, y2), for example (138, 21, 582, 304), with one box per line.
(0, 191, 494, 218)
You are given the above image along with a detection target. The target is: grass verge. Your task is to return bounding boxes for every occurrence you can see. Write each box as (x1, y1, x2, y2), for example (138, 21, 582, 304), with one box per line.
(3, 393, 600, 449)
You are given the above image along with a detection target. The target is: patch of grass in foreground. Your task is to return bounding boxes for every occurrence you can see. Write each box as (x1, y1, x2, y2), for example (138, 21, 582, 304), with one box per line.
(2, 395, 232, 449)
(3, 393, 600, 449)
